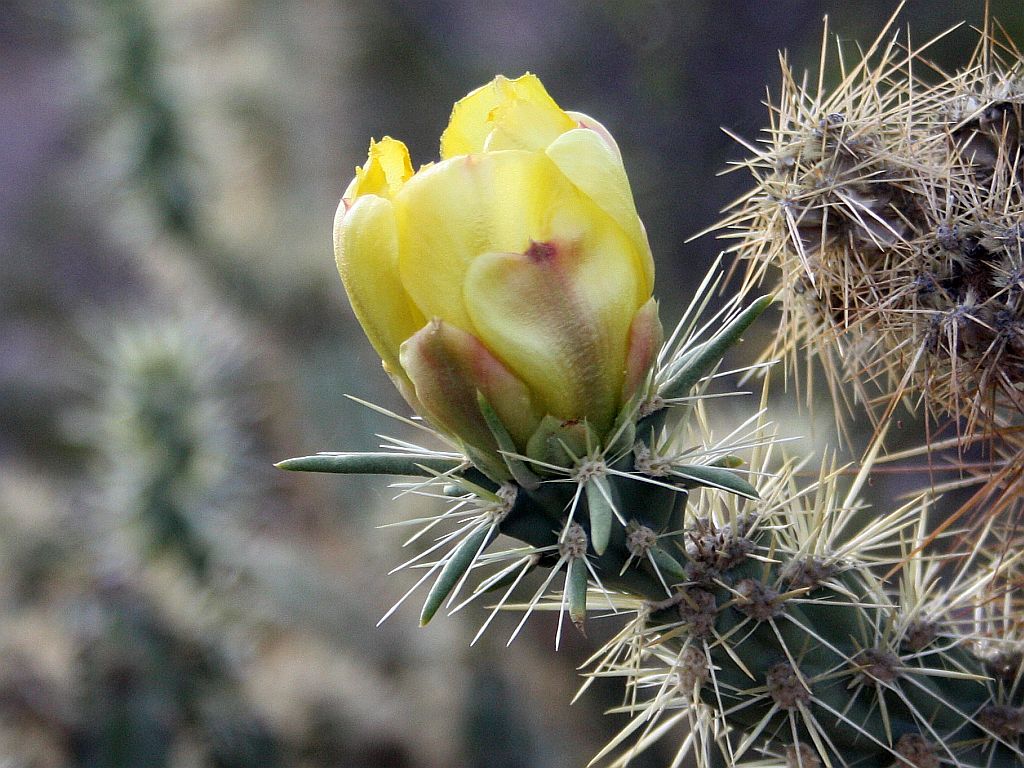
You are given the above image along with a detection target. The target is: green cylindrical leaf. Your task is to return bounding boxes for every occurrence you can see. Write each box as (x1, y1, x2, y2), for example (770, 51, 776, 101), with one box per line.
(658, 294, 774, 402)
(647, 545, 687, 583)
(420, 524, 495, 626)
(477, 392, 540, 489)
(671, 464, 758, 499)
(276, 452, 497, 491)
(713, 454, 744, 469)
(566, 558, 589, 631)
(585, 475, 615, 555)
(278, 452, 457, 476)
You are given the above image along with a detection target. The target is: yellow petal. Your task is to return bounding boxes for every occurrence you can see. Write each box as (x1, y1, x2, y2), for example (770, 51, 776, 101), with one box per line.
(546, 127, 654, 294)
(334, 194, 425, 377)
(440, 74, 575, 158)
(394, 150, 571, 332)
(483, 85, 577, 152)
(564, 111, 622, 161)
(345, 137, 414, 200)
(464, 217, 644, 435)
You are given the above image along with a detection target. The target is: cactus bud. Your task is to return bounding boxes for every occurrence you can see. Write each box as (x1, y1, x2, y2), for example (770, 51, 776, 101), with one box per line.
(334, 74, 659, 478)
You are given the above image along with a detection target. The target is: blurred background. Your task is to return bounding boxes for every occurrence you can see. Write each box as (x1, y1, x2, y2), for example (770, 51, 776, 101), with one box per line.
(2, 1, 1022, 766)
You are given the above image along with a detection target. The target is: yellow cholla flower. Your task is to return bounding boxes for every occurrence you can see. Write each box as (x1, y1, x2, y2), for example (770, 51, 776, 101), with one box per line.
(334, 73, 660, 478)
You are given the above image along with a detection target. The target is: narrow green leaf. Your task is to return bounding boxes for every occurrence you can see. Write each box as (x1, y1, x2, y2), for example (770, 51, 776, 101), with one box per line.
(671, 464, 759, 499)
(276, 452, 497, 491)
(462, 443, 513, 485)
(647, 546, 687, 582)
(660, 294, 774, 402)
(420, 525, 494, 626)
(477, 393, 540, 490)
(566, 557, 589, 631)
(276, 452, 462, 476)
(585, 475, 615, 555)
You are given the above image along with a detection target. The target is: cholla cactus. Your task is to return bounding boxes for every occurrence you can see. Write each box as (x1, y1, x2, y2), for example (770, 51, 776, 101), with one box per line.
(284, 287, 1024, 765)
(721, 13, 1024, 451)
(78, 311, 255, 576)
(587, 450, 1023, 767)
(284, 53, 1024, 768)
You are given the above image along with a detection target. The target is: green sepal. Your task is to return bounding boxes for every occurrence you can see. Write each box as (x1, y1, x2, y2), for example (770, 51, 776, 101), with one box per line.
(659, 294, 774, 402)
(420, 524, 495, 626)
(646, 545, 687, 583)
(464, 445, 516, 485)
(584, 475, 616, 555)
(671, 464, 759, 499)
(477, 392, 540, 490)
(566, 557, 589, 631)
(525, 415, 595, 470)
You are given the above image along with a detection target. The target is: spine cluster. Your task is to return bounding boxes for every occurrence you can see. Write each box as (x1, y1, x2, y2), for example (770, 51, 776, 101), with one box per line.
(724, 18, 1024, 450)
(592, 478, 1023, 767)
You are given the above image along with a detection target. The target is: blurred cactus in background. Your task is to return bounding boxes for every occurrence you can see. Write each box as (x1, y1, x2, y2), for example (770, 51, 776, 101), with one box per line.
(79, 314, 255, 577)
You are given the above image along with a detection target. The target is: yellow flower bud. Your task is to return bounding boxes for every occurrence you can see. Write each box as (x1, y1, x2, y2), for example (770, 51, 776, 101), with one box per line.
(335, 73, 660, 475)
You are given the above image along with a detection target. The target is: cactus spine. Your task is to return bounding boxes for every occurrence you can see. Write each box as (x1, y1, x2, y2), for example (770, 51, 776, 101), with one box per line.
(722, 13, 1024, 460)
(282, 280, 1023, 767)
(284, 11, 1024, 768)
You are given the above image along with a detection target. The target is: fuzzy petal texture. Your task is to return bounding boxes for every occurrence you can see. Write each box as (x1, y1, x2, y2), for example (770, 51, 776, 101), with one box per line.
(464, 220, 643, 434)
(394, 150, 573, 332)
